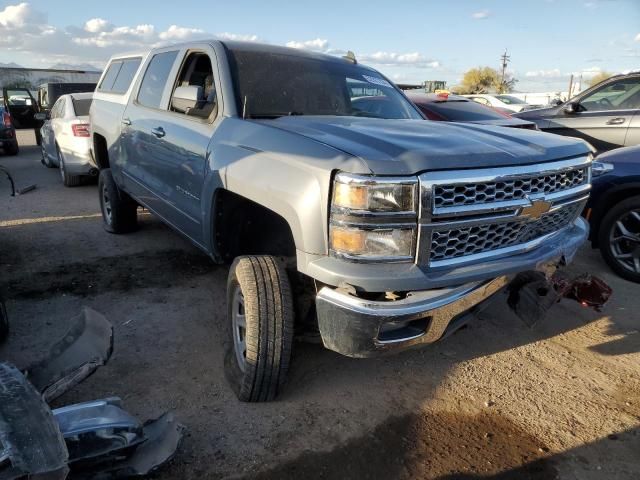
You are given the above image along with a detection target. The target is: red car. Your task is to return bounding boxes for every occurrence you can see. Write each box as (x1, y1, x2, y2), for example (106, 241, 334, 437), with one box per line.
(405, 92, 538, 130)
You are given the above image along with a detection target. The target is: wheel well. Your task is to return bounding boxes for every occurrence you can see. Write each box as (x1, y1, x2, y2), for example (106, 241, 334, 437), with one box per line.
(591, 186, 640, 246)
(92, 134, 109, 170)
(213, 189, 297, 264)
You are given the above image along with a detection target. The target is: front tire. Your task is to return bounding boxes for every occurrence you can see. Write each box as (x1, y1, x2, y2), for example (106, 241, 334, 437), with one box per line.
(598, 195, 640, 283)
(224, 256, 294, 402)
(98, 168, 138, 234)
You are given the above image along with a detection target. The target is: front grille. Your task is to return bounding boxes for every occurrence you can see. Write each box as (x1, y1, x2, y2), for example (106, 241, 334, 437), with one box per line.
(419, 157, 592, 266)
(429, 202, 583, 262)
(433, 166, 588, 208)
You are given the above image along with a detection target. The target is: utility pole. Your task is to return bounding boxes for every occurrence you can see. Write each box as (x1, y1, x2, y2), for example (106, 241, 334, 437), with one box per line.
(499, 49, 510, 93)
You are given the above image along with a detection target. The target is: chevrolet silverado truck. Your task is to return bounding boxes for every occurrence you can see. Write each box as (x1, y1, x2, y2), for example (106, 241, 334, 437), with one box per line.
(90, 41, 593, 402)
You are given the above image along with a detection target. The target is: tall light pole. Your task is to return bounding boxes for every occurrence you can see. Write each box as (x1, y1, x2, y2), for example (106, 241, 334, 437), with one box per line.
(500, 49, 510, 93)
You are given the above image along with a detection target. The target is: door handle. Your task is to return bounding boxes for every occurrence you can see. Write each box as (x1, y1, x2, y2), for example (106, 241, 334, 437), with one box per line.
(151, 127, 165, 138)
(121, 118, 131, 126)
(606, 117, 626, 125)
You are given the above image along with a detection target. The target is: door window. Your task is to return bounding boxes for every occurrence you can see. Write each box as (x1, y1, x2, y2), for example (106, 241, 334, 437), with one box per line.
(98, 61, 122, 92)
(137, 51, 179, 109)
(580, 78, 640, 111)
(111, 58, 142, 93)
(169, 52, 218, 119)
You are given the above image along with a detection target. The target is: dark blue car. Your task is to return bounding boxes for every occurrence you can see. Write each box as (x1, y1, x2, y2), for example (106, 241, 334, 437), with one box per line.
(586, 145, 640, 282)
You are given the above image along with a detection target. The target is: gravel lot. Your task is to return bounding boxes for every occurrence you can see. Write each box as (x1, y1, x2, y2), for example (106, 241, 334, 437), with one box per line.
(1, 131, 639, 479)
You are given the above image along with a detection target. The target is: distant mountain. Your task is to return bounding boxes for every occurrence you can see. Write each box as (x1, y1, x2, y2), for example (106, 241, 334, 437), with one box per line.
(0, 62, 24, 68)
(49, 63, 102, 72)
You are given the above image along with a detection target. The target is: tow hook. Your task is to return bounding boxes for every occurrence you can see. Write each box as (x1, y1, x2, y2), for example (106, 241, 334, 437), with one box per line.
(507, 271, 612, 327)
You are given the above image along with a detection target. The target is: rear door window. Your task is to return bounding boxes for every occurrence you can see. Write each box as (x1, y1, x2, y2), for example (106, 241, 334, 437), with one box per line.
(98, 61, 122, 92)
(137, 51, 179, 109)
(111, 58, 142, 93)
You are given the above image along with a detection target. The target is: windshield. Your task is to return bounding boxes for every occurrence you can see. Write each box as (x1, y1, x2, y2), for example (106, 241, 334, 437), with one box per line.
(417, 99, 507, 121)
(72, 98, 92, 116)
(495, 95, 527, 105)
(226, 48, 422, 120)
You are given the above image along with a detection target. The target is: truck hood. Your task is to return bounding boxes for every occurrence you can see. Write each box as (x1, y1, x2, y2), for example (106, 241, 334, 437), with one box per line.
(264, 116, 590, 175)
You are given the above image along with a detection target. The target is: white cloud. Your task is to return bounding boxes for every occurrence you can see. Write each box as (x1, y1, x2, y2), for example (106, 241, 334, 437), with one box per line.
(525, 69, 563, 78)
(635, 32, 640, 42)
(0, 2, 44, 28)
(286, 38, 329, 51)
(471, 10, 490, 19)
(360, 51, 440, 68)
(158, 24, 204, 41)
(84, 17, 110, 33)
(216, 32, 259, 42)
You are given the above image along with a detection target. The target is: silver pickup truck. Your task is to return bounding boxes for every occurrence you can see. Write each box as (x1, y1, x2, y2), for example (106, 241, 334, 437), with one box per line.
(90, 41, 592, 402)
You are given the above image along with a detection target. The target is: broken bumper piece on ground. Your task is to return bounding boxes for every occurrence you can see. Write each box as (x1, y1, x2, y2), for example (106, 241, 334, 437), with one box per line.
(0, 308, 184, 480)
(508, 272, 613, 326)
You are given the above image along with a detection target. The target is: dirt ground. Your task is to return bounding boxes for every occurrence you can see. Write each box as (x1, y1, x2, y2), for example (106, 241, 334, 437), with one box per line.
(1, 131, 639, 479)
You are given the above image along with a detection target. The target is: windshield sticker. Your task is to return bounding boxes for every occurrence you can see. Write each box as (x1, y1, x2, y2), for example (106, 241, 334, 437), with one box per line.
(362, 75, 392, 88)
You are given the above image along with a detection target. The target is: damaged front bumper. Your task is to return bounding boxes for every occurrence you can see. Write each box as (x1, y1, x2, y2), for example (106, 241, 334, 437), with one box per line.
(315, 218, 589, 358)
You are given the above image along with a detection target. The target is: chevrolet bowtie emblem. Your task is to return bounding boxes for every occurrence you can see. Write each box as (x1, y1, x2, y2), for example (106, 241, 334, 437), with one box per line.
(519, 198, 552, 220)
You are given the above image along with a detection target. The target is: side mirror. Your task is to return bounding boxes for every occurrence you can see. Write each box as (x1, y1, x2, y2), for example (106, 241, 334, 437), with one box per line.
(171, 85, 203, 113)
(563, 102, 579, 114)
(34, 112, 49, 121)
(550, 99, 563, 107)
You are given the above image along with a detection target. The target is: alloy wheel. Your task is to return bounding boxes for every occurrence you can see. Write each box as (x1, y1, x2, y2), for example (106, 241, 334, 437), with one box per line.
(101, 183, 113, 225)
(609, 209, 640, 274)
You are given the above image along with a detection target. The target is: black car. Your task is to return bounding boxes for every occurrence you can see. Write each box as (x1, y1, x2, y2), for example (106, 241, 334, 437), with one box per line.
(586, 145, 640, 282)
(406, 92, 538, 130)
(515, 72, 640, 153)
(0, 106, 18, 155)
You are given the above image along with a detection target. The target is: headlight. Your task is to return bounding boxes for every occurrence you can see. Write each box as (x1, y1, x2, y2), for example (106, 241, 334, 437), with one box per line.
(332, 173, 417, 212)
(329, 173, 418, 262)
(592, 161, 614, 177)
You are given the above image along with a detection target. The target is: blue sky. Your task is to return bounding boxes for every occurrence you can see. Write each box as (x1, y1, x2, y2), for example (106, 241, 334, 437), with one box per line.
(1, 0, 638, 92)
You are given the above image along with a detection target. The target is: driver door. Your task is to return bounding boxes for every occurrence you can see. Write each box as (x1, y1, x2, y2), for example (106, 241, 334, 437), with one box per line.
(2, 88, 40, 129)
(546, 76, 640, 152)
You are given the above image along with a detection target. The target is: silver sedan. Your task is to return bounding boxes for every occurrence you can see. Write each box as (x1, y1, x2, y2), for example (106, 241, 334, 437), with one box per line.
(40, 92, 97, 186)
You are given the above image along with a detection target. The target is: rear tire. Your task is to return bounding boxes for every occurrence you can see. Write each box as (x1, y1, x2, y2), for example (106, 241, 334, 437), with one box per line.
(598, 195, 640, 283)
(224, 256, 294, 402)
(0, 299, 8, 344)
(5, 141, 18, 156)
(57, 146, 82, 187)
(41, 143, 54, 167)
(98, 168, 138, 234)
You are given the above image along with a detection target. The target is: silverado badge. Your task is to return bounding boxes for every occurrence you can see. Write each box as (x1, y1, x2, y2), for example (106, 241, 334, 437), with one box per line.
(519, 198, 552, 221)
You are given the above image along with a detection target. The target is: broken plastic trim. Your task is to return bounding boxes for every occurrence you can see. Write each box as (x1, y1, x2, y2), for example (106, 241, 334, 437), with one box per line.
(25, 307, 114, 402)
(508, 271, 612, 326)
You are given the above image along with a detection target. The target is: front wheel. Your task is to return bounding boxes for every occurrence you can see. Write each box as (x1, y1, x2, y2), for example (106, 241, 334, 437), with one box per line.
(224, 256, 294, 402)
(598, 195, 640, 283)
(98, 168, 138, 234)
(5, 141, 18, 156)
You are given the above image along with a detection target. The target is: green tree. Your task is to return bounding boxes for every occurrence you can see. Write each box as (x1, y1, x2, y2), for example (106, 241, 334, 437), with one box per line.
(587, 71, 613, 88)
(453, 67, 517, 94)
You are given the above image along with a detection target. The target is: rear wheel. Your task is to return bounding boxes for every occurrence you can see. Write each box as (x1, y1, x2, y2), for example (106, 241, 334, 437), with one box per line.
(224, 256, 294, 402)
(57, 146, 82, 187)
(98, 168, 138, 233)
(41, 143, 54, 167)
(5, 141, 18, 156)
(598, 195, 640, 283)
(0, 299, 8, 344)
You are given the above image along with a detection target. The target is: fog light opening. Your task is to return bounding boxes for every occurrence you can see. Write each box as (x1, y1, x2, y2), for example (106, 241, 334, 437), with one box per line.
(377, 317, 430, 343)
